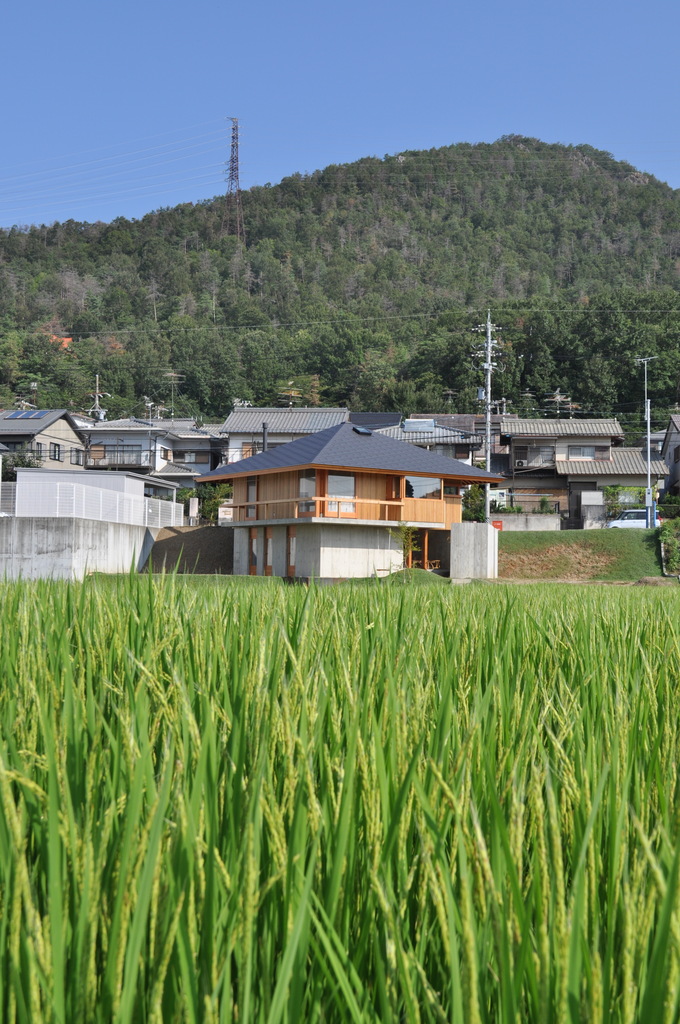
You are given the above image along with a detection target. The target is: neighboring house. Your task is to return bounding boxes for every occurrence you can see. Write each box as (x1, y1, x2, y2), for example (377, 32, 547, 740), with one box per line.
(82, 417, 224, 493)
(196, 422, 502, 580)
(410, 413, 516, 458)
(499, 418, 668, 520)
(373, 419, 484, 464)
(660, 416, 680, 496)
(218, 407, 350, 462)
(0, 409, 87, 468)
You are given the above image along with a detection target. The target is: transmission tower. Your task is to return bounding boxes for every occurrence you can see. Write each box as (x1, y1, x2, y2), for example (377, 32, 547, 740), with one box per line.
(223, 117, 246, 243)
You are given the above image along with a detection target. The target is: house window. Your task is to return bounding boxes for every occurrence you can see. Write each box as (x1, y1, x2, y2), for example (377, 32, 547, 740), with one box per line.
(176, 450, 210, 464)
(327, 471, 356, 516)
(298, 470, 316, 516)
(246, 476, 257, 519)
(674, 445, 680, 464)
(568, 446, 595, 460)
(405, 476, 441, 500)
(443, 483, 459, 496)
(49, 443, 63, 462)
(33, 442, 44, 458)
(70, 448, 83, 466)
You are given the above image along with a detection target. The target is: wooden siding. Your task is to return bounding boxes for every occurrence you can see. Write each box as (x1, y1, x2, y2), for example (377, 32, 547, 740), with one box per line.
(231, 469, 463, 525)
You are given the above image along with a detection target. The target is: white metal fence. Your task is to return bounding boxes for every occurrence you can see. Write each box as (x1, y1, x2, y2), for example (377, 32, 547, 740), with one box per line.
(0, 482, 16, 517)
(9, 480, 184, 528)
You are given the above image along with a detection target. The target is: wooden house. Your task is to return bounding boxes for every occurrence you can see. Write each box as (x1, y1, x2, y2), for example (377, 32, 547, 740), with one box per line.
(196, 422, 502, 580)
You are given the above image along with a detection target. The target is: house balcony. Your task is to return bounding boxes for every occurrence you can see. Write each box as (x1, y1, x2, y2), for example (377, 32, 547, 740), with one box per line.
(86, 449, 151, 469)
(230, 494, 462, 528)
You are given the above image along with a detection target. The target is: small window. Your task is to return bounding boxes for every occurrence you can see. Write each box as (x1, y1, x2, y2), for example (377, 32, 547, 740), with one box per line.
(49, 443, 63, 462)
(674, 445, 680, 464)
(568, 446, 595, 460)
(298, 470, 316, 515)
(246, 476, 257, 518)
(70, 448, 83, 466)
(33, 442, 44, 458)
(443, 483, 459, 496)
(405, 476, 441, 500)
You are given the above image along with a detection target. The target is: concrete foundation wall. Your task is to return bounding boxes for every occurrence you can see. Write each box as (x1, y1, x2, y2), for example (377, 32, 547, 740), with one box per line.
(450, 523, 498, 579)
(318, 525, 402, 579)
(0, 517, 157, 580)
(492, 514, 561, 532)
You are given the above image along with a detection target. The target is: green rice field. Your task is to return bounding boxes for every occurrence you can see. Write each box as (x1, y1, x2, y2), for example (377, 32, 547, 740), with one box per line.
(1, 573, 680, 1023)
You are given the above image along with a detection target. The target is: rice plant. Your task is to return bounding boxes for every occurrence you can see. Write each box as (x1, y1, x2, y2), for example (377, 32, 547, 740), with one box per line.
(0, 573, 679, 1022)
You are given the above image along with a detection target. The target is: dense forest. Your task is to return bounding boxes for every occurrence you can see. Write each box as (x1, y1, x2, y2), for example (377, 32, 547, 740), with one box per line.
(1, 135, 679, 431)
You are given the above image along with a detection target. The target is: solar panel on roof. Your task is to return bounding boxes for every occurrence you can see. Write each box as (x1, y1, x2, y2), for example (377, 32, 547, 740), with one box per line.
(352, 426, 372, 435)
(6, 409, 49, 419)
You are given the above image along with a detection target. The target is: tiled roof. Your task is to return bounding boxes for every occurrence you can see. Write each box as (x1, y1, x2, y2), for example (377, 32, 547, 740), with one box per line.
(149, 464, 198, 476)
(219, 407, 350, 434)
(411, 413, 513, 432)
(555, 449, 668, 477)
(0, 410, 82, 436)
(501, 417, 624, 438)
(87, 417, 216, 438)
(196, 423, 503, 484)
(374, 424, 483, 445)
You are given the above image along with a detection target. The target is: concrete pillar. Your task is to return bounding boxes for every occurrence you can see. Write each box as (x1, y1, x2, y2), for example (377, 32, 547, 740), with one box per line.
(450, 523, 498, 579)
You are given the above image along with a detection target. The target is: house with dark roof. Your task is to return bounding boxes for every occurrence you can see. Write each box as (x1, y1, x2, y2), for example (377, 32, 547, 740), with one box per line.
(196, 422, 502, 580)
(499, 417, 668, 521)
(0, 410, 86, 469)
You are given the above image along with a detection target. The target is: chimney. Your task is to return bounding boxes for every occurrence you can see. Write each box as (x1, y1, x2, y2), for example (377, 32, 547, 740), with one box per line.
(262, 421, 268, 452)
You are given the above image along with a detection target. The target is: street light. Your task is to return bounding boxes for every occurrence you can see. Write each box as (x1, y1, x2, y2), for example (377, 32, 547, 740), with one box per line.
(634, 356, 655, 528)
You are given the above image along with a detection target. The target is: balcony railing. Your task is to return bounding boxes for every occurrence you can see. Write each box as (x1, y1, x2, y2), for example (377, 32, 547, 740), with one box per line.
(86, 449, 151, 468)
(230, 494, 461, 526)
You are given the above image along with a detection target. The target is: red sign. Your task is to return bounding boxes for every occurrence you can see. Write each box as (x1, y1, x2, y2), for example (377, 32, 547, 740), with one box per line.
(491, 520, 503, 531)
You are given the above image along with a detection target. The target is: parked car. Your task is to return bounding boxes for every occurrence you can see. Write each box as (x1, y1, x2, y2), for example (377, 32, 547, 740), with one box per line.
(607, 509, 662, 528)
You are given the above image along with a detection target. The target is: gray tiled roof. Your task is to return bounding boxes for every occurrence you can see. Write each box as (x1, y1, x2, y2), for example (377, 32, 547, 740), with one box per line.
(87, 417, 216, 438)
(501, 417, 624, 438)
(219, 407, 350, 434)
(555, 449, 668, 477)
(0, 409, 81, 435)
(374, 424, 483, 445)
(196, 423, 503, 483)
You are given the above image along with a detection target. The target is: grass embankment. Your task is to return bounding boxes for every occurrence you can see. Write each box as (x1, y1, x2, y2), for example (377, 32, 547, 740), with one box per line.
(1, 575, 680, 1022)
(499, 527, 662, 580)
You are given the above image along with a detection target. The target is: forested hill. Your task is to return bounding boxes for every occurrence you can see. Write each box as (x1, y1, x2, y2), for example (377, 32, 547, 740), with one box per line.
(1, 135, 680, 424)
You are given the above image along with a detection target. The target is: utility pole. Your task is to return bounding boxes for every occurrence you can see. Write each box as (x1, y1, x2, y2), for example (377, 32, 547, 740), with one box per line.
(635, 356, 658, 527)
(473, 310, 500, 521)
(87, 374, 110, 422)
(163, 372, 185, 420)
(222, 117, 245, 244)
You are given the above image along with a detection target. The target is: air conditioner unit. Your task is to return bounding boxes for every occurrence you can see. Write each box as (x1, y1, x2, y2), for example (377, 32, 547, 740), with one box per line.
(515, 460, 526, 468)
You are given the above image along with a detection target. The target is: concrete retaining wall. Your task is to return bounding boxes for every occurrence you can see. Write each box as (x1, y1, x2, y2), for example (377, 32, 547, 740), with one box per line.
(450, 523, 498, 579)
(0, 518, 157, 580)
(491, 514, 561, 531)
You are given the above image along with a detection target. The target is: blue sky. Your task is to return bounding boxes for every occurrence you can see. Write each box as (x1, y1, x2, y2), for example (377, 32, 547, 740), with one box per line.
(1, 0, 678, 227)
